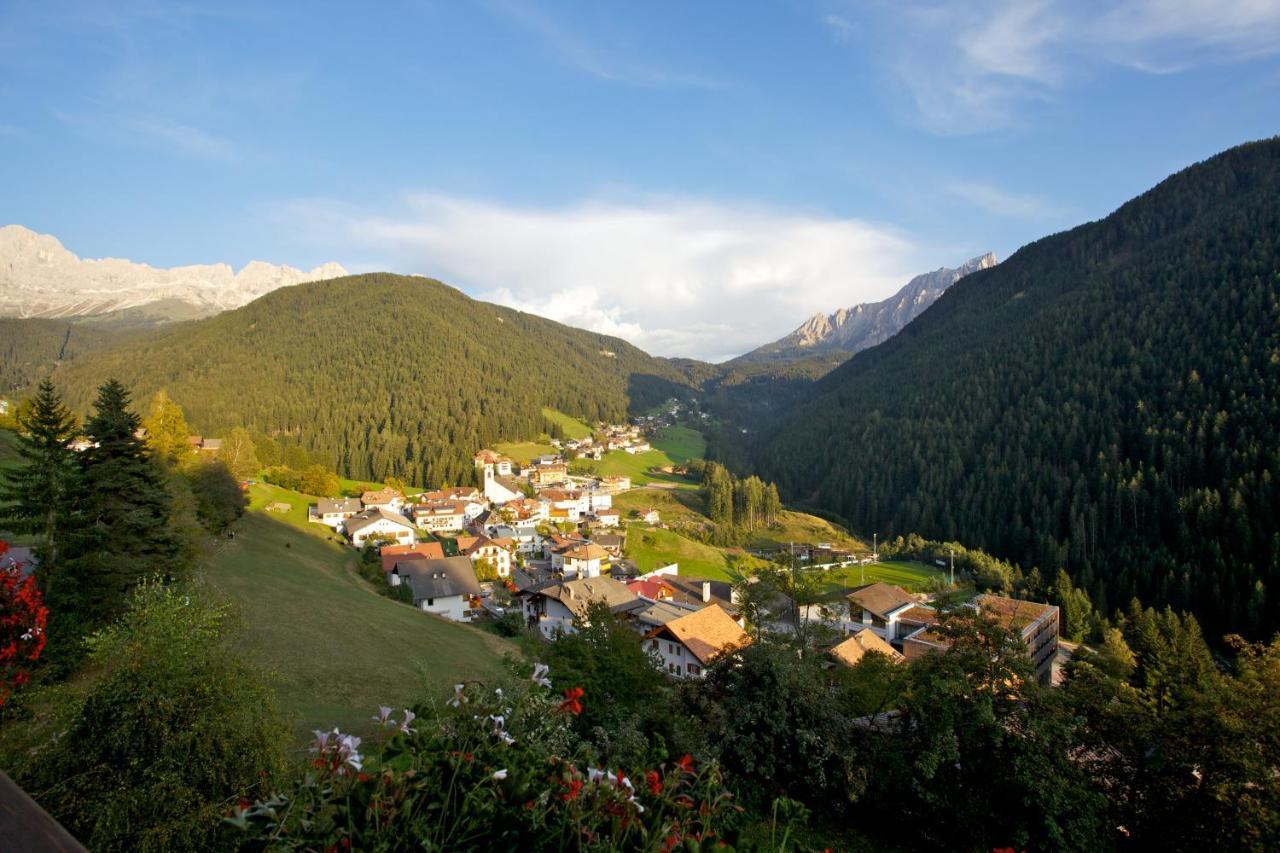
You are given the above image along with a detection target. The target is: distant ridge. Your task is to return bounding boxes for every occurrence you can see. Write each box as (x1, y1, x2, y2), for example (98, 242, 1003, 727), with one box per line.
(0, 224, 347, 321)
(731, 253, 997, 365)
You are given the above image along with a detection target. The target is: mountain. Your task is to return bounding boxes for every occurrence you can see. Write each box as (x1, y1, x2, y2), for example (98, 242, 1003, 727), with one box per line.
(749, 138, 1280, 640)
(0, 225, 347, 321)
(47, 273, 694, 487)
(731, 253, 997, 365)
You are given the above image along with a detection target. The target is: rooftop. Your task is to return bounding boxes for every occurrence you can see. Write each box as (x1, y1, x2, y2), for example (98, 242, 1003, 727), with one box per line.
(830, 629, 904, 667)
(650, 604, 751, 665)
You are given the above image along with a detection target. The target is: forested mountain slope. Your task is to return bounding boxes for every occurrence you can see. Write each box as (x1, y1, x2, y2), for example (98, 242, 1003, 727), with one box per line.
(752, 138, 1280, 639)
(49, 273, 693, 486)
(0, 318, 158, 394)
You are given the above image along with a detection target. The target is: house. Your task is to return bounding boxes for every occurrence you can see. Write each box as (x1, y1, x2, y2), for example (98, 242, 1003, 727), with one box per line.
(592, 508, 621, 527)
(661, 575, 741, 621)
(901, 595, 1059, 685)
(846, 582, 927, 642)
(199, 437, 222, 453)
(600, 475, 631, 494)
(360, 488, 403, 511)
(345, 507, 417, 548)
(519, 576, 642, 639)
(645, 605, 751, 679)
(420, 488, 485, 521)
(623, 439, 651, 454)
(627, 576, 679, 602)
(529, 462, 569, 487)
(639, 508, 660, 524)
(379, 541, 445, 573)
(391, 556, 482, 622)
(407, 501, 468, 533)
(455, 534, 515, 578)
(474, 450, 513, 477)
(586, 490, 613, 511)
(309, 497, 363, 528)
(562, 542, 609, 579)
(541, 488, 587, 521)
(830, 629, 905, 667)
(593, 532, 626, 557)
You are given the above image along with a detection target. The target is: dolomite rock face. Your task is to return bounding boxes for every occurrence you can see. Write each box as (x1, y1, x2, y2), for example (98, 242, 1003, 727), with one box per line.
(0, 224, 347, 320)
(738, 253, 997, 362)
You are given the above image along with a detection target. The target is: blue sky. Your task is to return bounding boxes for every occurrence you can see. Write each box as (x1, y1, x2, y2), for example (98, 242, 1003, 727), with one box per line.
(2, 1, 1279, 360)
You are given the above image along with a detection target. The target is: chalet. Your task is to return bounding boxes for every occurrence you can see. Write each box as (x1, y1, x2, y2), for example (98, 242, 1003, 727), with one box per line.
(379, 541, 445, 573)
(645, 605, 750, 679)
(391, 556, 482, 622)
(455, 534, 515, 578)
(623, 439, 651, 454)
(846, 582, 928, 642)
(600, 476, 631, 494)
(593, 532, 626, 558)
(562, 542, 609, 579)
(407, 501, 469, 533)
(541, 488, 587, 521)
(830, 629, 905, 667)
(529, 462, 569, 487)
(544, 533, 590, 567)
(902, 595, 1059, 685)
(662, 575, 741, 621)
(310, 497, 363, 528)
(345, 507, 417, 548)
(420, 488, 485, 520)
(627, 576, 679, 602)
(639, 508, 660, 524)
(360, 488, 403, 511)
(519, 576, 643, 639)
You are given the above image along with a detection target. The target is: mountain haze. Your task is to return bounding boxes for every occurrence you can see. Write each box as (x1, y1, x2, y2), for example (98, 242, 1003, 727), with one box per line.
(732, 253, 997, 365)
(749, 138, 1280, 640)
(0, 224, 347, 321)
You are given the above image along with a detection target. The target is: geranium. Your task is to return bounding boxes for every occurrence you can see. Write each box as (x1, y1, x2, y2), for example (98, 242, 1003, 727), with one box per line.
(645, 770, 662, 795)
(674, 753, 695, 774)
(558, 686, 584, 715)
(0, 541, 48, 708)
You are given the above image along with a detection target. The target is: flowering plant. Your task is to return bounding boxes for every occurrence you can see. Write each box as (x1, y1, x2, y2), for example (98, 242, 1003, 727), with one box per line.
(0, 540, 48, 707)
(226, 662, 797, 850)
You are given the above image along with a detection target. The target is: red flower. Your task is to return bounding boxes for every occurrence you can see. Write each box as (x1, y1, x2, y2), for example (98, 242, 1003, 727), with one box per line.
(357, 772, 371, 783)
(645, 770, 662, 795)
(561, 778, 583, 801)
(237, 799, 251, 811)
(558, 686, 584, 715)
(674, 753, 694, 774)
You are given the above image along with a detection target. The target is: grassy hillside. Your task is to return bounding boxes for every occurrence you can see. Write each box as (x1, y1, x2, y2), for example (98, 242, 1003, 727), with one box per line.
(753, 138, 1280, 639)
(572, 425, 706, 487)
(205, 509, 515, 738)
(542, 407, 593, 440)
(48, 273, 695, 489)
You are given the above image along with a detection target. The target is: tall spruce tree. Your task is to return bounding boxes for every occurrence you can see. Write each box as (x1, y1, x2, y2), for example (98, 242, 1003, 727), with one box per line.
(0, 379, 79, 587)
(142, 389, 194, 466)
(69, 380, 185, 623)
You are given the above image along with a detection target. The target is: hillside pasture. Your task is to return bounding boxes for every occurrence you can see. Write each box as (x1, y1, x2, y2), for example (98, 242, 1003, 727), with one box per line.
(205, 511, 515, 738)
(571, 425, 706, 487)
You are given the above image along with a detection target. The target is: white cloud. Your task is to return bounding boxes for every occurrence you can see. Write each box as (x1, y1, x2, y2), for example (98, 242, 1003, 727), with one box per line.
(844, 0, 1280, 133)
(277, 193, 925, 362)
(125, 116, 237, 160)
(944, 180, 1057, 220)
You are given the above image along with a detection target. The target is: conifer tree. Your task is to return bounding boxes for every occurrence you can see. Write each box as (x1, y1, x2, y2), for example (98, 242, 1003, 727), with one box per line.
(0, 379, 79, 587)
(69, 379, 185, 624)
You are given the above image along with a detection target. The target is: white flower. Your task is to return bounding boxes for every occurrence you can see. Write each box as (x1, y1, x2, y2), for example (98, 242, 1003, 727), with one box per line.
(587, 767, 608, 784)
(531, 662, 552, 688)
(373, 706, 394, 726)
(495, 687, 504, 700)
(499, 732, 515, 746)
(310, 729, 332, 754)
(488, 714, 506, 730)
(448, 683, 467, 707)
(492, 768, 508, 781)
(336, 733, 363, 774)
(399, 709, 417, 735)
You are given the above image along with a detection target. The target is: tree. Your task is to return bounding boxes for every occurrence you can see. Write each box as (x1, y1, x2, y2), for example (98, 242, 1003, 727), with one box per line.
(299, 463, 340, 497)
(14, 580, 288, 851)
(0, 379, 79, 586)
(472, 556, 499, 583)
(142, 390, 194, 467)
(187, 460, 247, 531)
(67, 380, 185, 627)
(216, 426, 260, 482)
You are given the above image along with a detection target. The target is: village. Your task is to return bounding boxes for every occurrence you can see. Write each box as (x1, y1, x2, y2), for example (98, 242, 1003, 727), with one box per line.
(304, 413, 1062, 687)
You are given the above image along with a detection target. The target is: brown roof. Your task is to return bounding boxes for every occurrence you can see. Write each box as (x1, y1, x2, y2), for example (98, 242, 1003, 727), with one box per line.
(830, 629, 904, 667)
(898, 605, 938, 626)
(361, 488, 399, 505)
(564, 543, 609, 562)
(380, 541, 444, 572)
(847, 582, 915, 620)
(536, 576, 638, 619)
(651, 604, 751, 665)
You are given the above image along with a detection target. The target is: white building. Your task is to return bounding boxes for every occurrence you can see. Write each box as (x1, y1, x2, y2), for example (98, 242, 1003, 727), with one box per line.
(309, 497, 362, 529)
(360, 488, 404, 512)
(644, 605, 750, 679)
(407, 501, 468, 532)
(561, 542, 608, 579)
(391, 556, 482, 622)
(519, 576, 641, 639)
(345, 507, 417, 548)
(458, 535, 516, 578)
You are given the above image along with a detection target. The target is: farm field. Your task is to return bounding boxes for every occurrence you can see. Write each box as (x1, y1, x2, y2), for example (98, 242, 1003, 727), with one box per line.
(622, 522, 768, 581)
(493, 440, 555, 465)
(205, 510, 515, 739)
(541, 407, 593, 440)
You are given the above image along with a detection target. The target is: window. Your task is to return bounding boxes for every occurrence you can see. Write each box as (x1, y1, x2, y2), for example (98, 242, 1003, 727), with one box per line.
(687, 663, 700, 675)
(427, 598, 434, 606)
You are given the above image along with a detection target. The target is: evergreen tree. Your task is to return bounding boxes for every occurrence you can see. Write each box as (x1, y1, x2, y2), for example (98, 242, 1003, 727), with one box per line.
(68, 380, 185, 625)
(0, 379, 79, 586)
(141, 389, 193, 467)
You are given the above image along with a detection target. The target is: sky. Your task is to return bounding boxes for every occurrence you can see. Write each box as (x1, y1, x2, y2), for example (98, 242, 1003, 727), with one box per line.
(2, 1, 1279, 362)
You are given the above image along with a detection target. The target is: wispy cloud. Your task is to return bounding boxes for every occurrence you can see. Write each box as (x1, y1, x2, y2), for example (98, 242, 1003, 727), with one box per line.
(273, 192, 927, 361)
(489, 0, 727, 89)
(838, 0, 1280, 134)
(944, 180, 1058, 220)
(125, 116, 237, 160)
